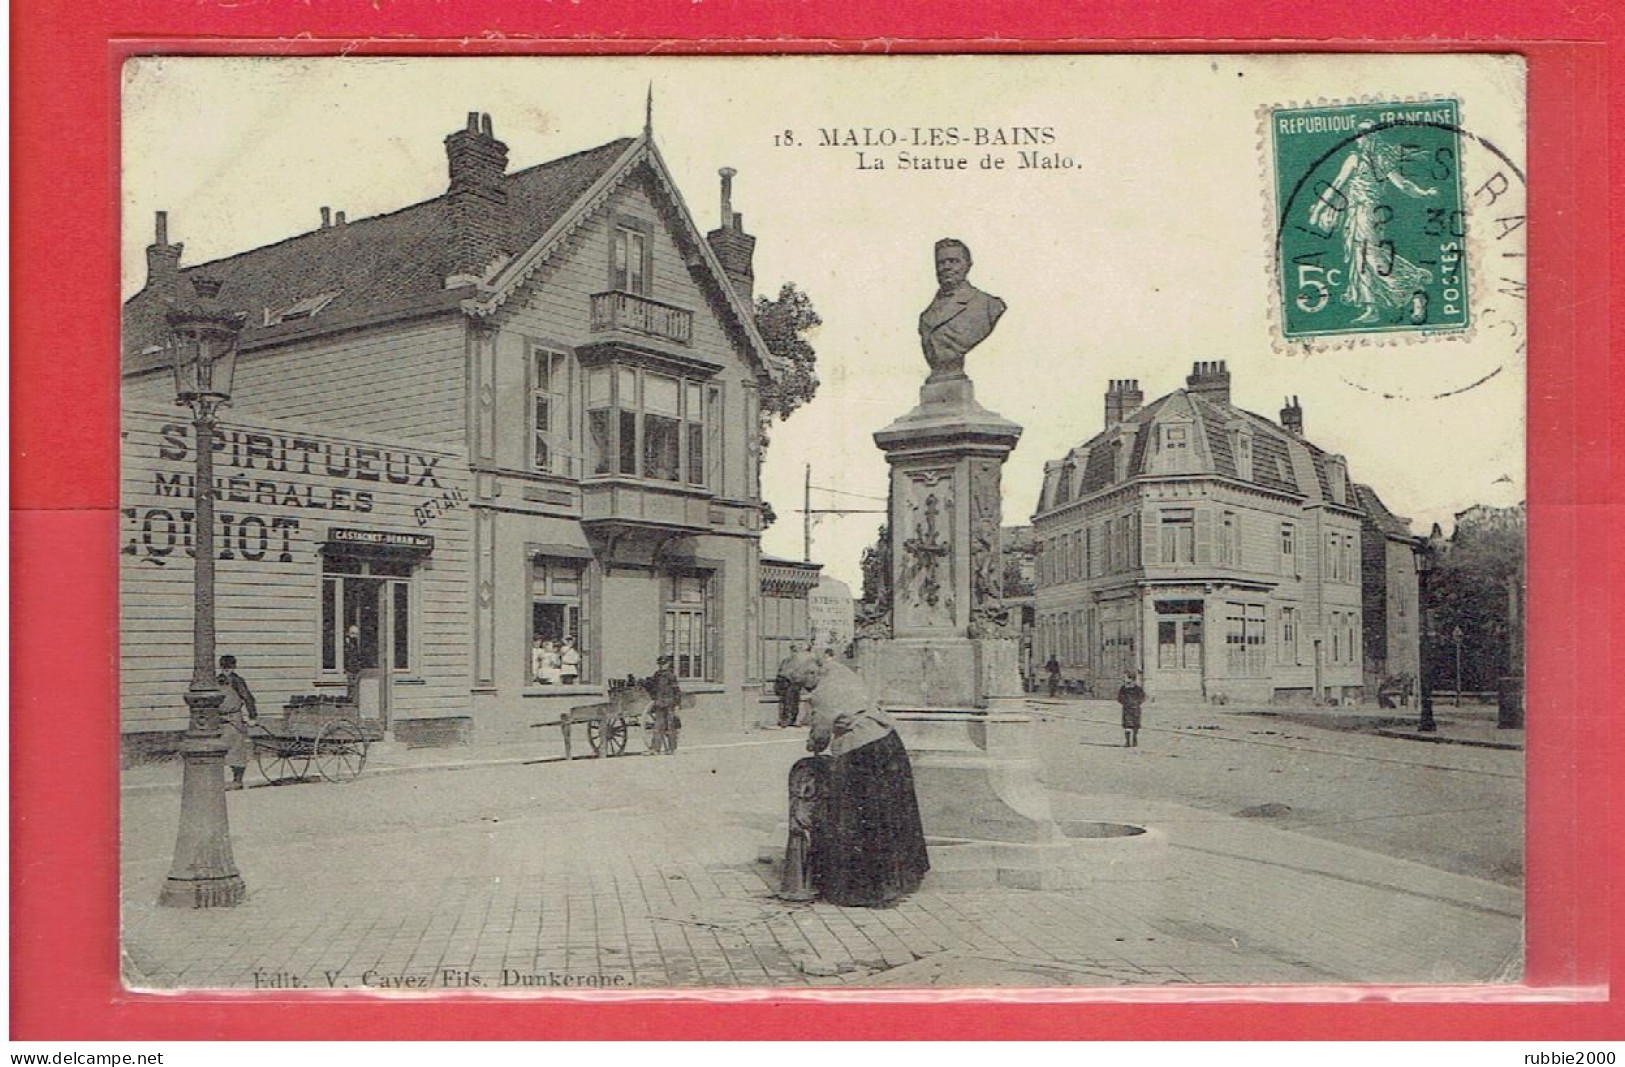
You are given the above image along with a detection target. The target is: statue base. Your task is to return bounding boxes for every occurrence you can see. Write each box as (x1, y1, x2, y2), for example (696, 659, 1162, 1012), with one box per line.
(861, 637, 1023, 709)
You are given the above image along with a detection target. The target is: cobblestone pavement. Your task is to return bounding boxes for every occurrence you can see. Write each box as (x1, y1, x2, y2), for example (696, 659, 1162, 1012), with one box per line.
(121, 717, 1523, 992)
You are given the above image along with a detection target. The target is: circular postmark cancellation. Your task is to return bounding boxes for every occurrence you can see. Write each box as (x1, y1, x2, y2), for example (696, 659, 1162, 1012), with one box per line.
(1267, 99, 1527, 399)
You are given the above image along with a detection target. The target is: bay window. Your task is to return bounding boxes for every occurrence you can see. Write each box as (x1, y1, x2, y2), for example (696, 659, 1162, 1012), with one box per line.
(583, 362, 715, 488)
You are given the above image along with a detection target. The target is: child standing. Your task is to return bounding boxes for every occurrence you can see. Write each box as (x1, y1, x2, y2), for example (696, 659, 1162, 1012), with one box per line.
(1116, 670, 1146, 748)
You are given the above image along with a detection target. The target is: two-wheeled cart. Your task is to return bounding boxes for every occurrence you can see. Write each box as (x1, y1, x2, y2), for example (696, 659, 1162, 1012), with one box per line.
(251, 695, 383, 784)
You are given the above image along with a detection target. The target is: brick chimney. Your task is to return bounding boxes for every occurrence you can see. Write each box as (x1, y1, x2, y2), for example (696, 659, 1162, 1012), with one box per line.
(145, 211, 183, 296)
(444, 112, 509, 277)
(706, 167, 756, 300)
(1104, 378, 1144, 426)
(1185, 360, 1232, 405)
(1280, 395, 1304, 435)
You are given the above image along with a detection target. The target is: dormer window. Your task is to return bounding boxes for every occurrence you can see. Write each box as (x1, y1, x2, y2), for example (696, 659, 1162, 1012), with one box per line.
(1056, 460, 1076, 506)
(264, 290, 339, 326)
(1162, 425, 1189, 453)
(1325, 455, 1349, 505)
(611, 218, 652, 295)
(1232, 427, 1254, 481)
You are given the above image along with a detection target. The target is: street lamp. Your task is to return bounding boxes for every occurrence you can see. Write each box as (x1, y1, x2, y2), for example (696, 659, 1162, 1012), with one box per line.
(1452, 625, 1464, 708)
(1416, 541, 1437, 734)
(159, 275, 249, 909)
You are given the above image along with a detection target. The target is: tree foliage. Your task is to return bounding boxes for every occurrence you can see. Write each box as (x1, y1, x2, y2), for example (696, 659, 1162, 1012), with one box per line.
(1425, 508, 1525, 691)
(751, 281, 822, 530)
(754, 281, 822, 442)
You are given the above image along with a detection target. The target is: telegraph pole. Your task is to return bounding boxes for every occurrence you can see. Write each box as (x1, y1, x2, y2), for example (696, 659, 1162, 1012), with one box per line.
(796, 464, 886, 565)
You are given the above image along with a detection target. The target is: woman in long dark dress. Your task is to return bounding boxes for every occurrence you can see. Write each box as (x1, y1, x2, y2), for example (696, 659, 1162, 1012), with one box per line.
(790, 656, 930, 907)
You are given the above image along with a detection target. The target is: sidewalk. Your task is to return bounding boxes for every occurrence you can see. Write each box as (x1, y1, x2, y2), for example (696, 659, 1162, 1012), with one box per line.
(1026, 694, 1524, 751)
(120, 719, 1523, 992)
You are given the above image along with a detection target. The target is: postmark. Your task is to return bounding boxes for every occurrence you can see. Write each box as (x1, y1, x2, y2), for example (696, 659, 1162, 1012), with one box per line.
(1271, 99, 1470, 341)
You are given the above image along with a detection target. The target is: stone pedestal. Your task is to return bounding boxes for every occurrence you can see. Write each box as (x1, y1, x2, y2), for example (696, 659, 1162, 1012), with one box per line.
(866, 376, 1110, 888)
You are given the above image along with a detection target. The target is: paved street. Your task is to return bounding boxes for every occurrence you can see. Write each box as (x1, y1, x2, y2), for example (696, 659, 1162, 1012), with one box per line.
(121, 701, 1523, 991)
(1030, 698, 1524, 886)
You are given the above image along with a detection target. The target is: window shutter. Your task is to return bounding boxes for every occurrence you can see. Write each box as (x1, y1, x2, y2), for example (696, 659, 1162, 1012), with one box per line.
(1195, 508, 1215, 565)
(705, 571, 719, 682)
(1139, 512, 1156, 568)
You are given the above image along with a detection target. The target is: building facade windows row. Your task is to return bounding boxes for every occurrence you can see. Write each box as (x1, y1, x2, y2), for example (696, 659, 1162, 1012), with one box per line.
(1038, 512, 1141, 585)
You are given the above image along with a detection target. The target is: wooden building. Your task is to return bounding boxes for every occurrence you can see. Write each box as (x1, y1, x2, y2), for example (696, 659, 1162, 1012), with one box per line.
(121, 111, 787, 751)
(1030, 363, 1421, 705)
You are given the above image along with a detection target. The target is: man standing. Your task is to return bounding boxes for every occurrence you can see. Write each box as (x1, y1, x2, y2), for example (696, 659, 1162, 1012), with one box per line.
(917, 238, 1007, 384)
(1045, 654, 1062, 698)
(1116, 670, 1147, 749)
(645, 654, 683, 755)
(774, 644, 804, 728)
(218, 654, 258, 790)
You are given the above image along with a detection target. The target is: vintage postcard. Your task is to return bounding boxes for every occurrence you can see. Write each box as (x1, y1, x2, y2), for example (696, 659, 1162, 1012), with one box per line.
(119, 54, 1527, 992)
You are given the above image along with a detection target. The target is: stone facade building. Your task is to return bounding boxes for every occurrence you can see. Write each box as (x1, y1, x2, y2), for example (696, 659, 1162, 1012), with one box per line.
(1030, 362, 1421, 705)
(121, 111, 786, 751)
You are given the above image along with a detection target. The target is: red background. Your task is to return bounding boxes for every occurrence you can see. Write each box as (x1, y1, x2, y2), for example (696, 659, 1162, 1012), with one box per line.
(11, 0, 1619, 1040)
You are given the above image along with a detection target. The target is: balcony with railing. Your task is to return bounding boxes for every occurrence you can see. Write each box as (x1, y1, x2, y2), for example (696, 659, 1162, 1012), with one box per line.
(590, 291, 694, 347)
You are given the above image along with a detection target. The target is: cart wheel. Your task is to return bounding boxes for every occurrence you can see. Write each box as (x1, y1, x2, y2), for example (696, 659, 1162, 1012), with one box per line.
(314, 721, 368, 783)
(587, 714, 629, 758)
(255, 742, 310, 785)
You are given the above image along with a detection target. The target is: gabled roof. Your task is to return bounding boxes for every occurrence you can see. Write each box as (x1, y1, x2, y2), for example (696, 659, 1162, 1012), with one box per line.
(123, 131, 781, 383)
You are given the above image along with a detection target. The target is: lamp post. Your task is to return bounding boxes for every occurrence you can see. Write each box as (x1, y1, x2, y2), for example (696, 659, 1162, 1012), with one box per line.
(159, 275, 249, 909)
(1416, 542, 1437, 734)
(1452, 626, 1464, 707)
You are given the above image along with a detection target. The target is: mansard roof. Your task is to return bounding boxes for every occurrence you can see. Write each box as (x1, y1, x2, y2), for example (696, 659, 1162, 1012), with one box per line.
(1039, 384, 1383, 525)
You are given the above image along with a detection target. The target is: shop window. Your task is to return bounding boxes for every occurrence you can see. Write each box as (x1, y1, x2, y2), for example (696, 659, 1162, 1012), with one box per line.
(1160, 509, 1195, 564)
(663, 570, 715, 682)
(611, 221, 651, 295)
(320, 556, 414, 675)
(530, 557, 589, 685)
(530, 347, 574, 476)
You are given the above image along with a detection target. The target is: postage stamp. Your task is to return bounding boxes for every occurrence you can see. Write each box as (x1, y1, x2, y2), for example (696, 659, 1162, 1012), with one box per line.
(1271, 99, 1469, 341)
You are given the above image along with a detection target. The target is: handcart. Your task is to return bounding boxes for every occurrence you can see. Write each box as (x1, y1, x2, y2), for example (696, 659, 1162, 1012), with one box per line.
(251, 695, 384, 784)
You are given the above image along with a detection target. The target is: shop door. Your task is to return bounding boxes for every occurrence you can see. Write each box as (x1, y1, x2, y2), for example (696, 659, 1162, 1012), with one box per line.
(338, 570, 412, 729)
(1155, 601, 1204, 692)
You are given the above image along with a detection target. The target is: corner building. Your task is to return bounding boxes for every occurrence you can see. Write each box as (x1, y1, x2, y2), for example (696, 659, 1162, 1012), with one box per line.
(121, 112, 785, 750)
(1031, 362, 1421, 705)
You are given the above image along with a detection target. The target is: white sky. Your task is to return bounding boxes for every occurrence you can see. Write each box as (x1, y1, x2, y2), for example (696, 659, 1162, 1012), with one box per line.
(122, 55, 1527, 589)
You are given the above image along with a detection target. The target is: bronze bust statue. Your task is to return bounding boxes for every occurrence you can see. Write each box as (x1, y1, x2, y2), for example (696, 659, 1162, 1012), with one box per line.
(918, 238, 1006, 384)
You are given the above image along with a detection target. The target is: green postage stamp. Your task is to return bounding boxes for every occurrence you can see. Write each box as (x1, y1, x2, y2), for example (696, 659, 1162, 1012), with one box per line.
(1271, 99, 1468, 341)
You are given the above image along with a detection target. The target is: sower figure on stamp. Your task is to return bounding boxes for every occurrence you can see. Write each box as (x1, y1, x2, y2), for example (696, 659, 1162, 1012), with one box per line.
(1117, 670, 1147, 749)
(1309, 122, 1439, 325)
(218, 655, 258, 790)
(918, 238, 1006, 384)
